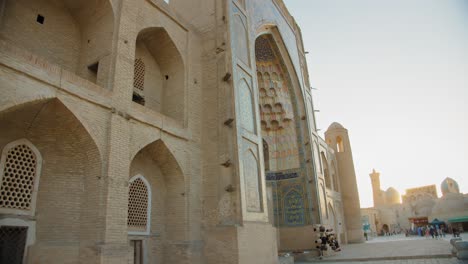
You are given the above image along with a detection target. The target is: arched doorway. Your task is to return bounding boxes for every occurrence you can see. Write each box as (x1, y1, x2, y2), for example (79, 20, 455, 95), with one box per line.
(382, 224, 390, 234)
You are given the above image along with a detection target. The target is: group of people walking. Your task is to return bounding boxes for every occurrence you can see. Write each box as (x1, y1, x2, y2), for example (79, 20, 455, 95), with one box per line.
(424, 225, 446, 239)
(403, 225, 464, 239)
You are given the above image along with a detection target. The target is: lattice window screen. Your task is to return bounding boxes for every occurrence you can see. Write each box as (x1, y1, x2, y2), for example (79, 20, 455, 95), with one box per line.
(128, 178, 149, 231)
(0, 144, 37, 211)
(133, 58, 145, 91)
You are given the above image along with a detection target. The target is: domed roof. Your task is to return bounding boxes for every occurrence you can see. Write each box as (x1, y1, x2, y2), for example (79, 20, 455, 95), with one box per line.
(327, 122, 345, 130)
(441, 177, 460, 196)
(385, 187, 400, 204)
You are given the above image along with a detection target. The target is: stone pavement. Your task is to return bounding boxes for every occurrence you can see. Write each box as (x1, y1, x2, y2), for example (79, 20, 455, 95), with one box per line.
(295, 233, 468, 264)
(299, 259, 465, 264)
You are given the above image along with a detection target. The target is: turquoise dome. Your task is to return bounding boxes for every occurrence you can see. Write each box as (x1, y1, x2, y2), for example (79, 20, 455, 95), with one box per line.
(441, 177, 460, 195)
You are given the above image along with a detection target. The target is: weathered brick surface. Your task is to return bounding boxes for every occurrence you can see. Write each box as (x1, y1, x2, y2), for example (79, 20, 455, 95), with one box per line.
(0, 0, 358, 263)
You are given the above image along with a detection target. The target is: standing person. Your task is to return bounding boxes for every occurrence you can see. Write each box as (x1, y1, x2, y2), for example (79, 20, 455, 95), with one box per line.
(425, 227, 430, 238)
(453, 226, 459, 237)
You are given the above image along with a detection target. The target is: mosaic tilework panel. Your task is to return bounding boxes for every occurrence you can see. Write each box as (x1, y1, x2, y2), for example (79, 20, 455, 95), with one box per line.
(266, 170, 298, 181)
(283, 188, 305, 226)
(269, 177, 310, 227)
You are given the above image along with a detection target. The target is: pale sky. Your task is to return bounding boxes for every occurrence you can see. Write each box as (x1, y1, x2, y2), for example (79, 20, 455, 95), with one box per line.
(283, 0, 468, 207)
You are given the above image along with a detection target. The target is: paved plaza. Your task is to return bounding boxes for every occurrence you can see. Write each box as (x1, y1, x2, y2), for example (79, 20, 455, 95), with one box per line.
(296, 234, 468, 264)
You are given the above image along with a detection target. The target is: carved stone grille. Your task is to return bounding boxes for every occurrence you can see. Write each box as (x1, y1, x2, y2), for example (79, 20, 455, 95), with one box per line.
(133, 58, 145, 91)
(128, 178, 148, 231)
(0, 144, 37, 211)
(0, 226, 28, 264)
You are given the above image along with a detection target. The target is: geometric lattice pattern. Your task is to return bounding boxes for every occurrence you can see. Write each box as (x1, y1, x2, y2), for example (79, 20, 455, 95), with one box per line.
(133, 58, 145, 91)
(255, 36, 276, 62)
(0, 144, 37, 211)
(255, 35, 300, 171)
(128, 178, 148, 231)
(0, 226, 28, 264)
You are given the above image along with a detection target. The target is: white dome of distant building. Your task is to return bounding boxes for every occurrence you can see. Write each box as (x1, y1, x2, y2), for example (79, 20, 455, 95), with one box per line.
(441, 177, 460, 196)
(385, 187, 400, 205)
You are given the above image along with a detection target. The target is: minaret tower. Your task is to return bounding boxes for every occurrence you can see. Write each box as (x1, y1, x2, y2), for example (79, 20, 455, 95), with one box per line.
(369, 169, 384, 207)
(325, 122, 364, 243)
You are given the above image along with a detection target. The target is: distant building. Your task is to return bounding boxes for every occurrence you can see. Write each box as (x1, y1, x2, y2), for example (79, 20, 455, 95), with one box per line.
(0, 0, 364, 263)
(361, 170, 468, 235)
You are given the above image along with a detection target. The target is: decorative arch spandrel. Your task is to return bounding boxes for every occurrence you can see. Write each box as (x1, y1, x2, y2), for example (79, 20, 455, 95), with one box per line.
(233, 12, 250, 67)
(243, 149, 263, 212)
(239, 79, 256, 133)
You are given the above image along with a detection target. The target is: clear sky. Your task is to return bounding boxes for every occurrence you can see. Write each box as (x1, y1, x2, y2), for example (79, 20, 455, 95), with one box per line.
(283, 0, 468, 207)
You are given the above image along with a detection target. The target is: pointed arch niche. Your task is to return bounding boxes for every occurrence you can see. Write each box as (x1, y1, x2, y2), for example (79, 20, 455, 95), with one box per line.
(0, 98, 103, 262)
(129, 140, 187, 263)
(254, 29, 312, 233)
(336, 136, 345, 153)
(132, 27, 185, 123)
(255, 33, 301, 173)
(321, 152, 332, 190)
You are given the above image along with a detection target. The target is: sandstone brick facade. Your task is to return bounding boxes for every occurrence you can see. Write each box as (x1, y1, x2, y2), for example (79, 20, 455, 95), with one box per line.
(0, 0, 362, 263)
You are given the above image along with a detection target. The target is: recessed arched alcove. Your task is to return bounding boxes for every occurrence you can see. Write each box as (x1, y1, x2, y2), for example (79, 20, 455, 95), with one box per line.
(0, 0, 115, 87)
(132, 27, 185, 123)
(0, 98, 102, 263)
(336, 136, 345, 152)
(321, 152, 332, 189)
(129, 139, 187, 263)
(331, 160, 339, 192)
(254, 29, 317, 254)
(255, 34, 302, 173)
